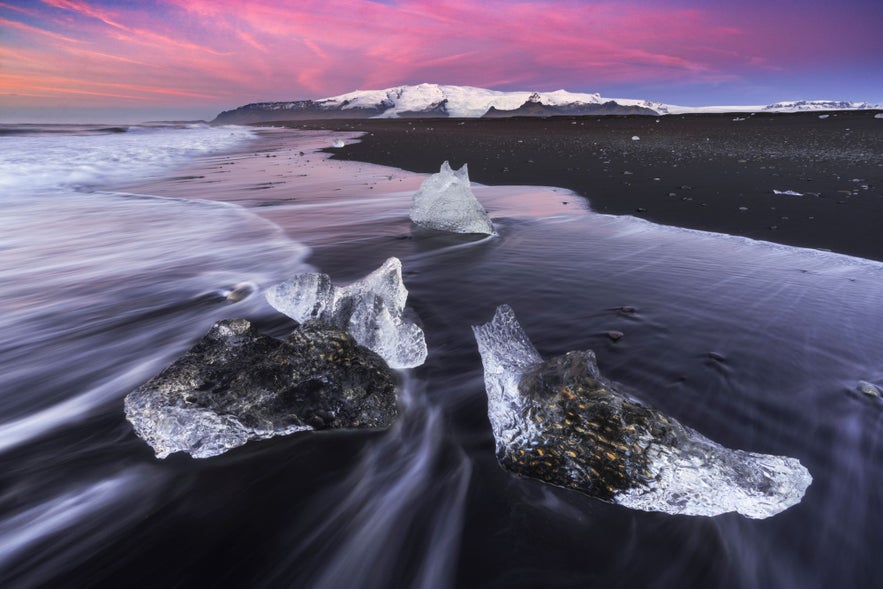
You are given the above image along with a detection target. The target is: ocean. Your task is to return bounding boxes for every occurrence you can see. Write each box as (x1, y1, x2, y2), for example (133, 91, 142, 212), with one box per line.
(1, 123, 881, 588)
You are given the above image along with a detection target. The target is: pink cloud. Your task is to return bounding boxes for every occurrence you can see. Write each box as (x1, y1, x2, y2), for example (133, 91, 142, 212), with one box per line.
(1, 0, 880, 115)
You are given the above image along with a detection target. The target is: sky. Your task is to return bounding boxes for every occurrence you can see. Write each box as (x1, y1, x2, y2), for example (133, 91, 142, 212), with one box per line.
(1, 0, 881, 123)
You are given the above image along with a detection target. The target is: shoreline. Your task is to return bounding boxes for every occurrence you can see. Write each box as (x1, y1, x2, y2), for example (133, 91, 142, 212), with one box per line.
(267, 112, 883, 261)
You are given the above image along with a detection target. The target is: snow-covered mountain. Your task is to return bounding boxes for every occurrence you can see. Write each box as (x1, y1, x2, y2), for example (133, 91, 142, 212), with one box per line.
(213, 83, 664, 123)
(211, 83, 878, 123)
(318, 84, 667, 117)
(761, 100, 874, 112)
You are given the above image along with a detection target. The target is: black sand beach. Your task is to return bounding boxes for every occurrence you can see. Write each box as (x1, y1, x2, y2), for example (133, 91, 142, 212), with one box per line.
(7, 124, 883, 589)
(278, 111, 883, 261)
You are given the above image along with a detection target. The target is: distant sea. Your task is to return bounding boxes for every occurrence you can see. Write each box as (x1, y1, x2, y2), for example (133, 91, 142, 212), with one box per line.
(1, 123, 882, 588)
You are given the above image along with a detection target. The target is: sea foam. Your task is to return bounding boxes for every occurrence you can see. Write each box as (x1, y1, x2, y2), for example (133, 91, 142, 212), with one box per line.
(0, 124, 255, 193)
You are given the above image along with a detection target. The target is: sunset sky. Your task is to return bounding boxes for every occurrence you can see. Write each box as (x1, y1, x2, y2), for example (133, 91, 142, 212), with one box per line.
(2, 0, 881, 122)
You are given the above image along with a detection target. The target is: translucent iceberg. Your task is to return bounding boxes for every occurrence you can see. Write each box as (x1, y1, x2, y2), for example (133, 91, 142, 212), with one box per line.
(472, 305, 812, 519)
(124, 318, 398, 459)
(409, 161, 495, 235)
(265, 257, 427, 369)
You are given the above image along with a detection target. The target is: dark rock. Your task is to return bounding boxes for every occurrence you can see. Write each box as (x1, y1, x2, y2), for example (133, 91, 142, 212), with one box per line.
(399, 99, 449, 118)
(211, 100, 391, 124)
(483, 99, 657, 118)
(124, 318, 398, 458)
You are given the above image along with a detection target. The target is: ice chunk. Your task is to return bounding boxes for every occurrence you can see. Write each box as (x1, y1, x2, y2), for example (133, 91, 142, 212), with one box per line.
(472, 305, 812, 519)
(124, 319, 398, 459)
(409, 161, 495, 235)
(332, 139, 346, 148)
(266, 272, 334, 321)
(265, 257, 427, 369)
(631, 135, 640, 140)
(876, 113, 883, 119)
(773, 189, 804, 196)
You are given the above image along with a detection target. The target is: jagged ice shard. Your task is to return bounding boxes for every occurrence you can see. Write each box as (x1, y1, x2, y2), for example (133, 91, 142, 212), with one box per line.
(265, 257, 427, 369)
(472, 305, 812, 519)
(409, 161, 495, 235)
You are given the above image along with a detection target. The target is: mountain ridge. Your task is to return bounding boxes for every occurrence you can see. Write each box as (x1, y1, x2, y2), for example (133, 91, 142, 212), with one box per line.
(211, 83, 878, 124)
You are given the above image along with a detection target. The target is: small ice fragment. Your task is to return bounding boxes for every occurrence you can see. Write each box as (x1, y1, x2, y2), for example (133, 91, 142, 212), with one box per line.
(773, 189, 804, 196)
(224, 281, 256, 302)
(266, 257, 427, 369)
(409, 161, 495, 235)
(875, 113, 883, 119)
(332, 139, 346, 148)
(631, 135, 640, 141)
(818, 114, 830, 119)
(472, 305, 812, 519)
(857, 381, 882, 398)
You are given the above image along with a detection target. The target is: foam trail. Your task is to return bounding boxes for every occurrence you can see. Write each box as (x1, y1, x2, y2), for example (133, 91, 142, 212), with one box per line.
(262, 377, 472, 589)
(0, 187, 310, 448)
(410, 456, 472, 589)
(0, 125, 256, 192)
(0, 467, 164, 588)
(0, 363, 169, 454)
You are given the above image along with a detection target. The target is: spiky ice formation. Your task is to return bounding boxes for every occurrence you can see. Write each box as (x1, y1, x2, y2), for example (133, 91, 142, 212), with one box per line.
(265, 257, 427, 369)
(409, 161, 495, 235)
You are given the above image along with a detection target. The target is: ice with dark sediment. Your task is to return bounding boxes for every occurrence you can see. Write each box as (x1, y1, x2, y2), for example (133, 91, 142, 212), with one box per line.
(124, 318, 398, 459)
(472, 305, 812, 519)
(409, 161, 495, 235)
(265, 257, 427, 369)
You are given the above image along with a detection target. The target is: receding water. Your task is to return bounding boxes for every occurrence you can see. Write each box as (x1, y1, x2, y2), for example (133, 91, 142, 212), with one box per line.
(1, 126, 881, 588)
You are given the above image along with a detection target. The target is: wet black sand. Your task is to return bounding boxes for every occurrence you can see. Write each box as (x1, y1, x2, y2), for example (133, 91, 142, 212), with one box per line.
(272, 111, 883, 261)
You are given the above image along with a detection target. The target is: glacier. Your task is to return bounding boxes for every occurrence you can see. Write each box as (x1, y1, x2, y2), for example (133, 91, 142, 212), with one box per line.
(265, 257, 427, 369)
(409, 161, 495, 236)
(472, 305, 812, 519)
